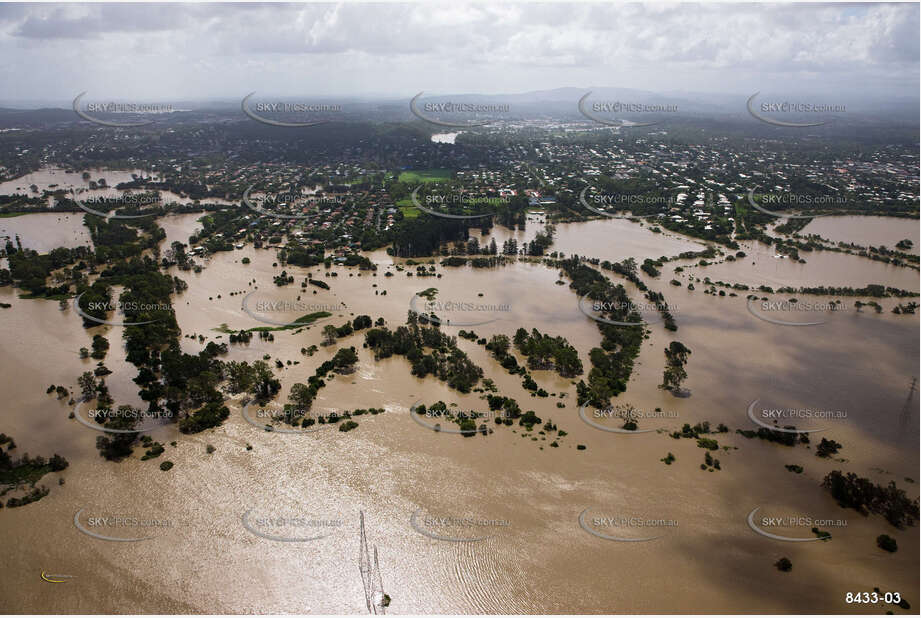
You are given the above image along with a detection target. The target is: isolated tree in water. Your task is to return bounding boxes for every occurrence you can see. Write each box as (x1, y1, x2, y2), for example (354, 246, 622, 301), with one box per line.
(78, 371, 97, 401)
(660, 341, 691, 393)
(322, 324, 338, 346)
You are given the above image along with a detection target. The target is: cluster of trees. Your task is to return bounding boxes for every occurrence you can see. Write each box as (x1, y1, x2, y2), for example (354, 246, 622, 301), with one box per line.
(162, 241, 195, 272)
(289, 407, 384, 430)
(512, 327, 583, 377)
(281, 246, 324, 268)
(414, 401, 489, 437)
(458, 236, 499, 257)
(660, 341, 691, 393)
(597, 257, 677, 330)
(77, 280, 112, 325)
(91, 334, 109, 360)
(815, 437, 842, 458)
(92, 403, 146, 460)
(822, 471, 920, 529)
(4, 245, 94, 297)
(224, 359, 281, 404)
(87, 217, 166, 263)
(485, 394, 522, 421)
(179, 402, 230, 434)
(89, 340, 228, 458)
(775, 284, 916, 298)
(525, 225, 555, 256)
(364, 313, 483, 393)
(390, 217, 471, 257)
(560, 257, 645, 407)
(274, 270, 294, 286)
(0, 438, 68, 486)
(321, 315, 374, 346)
(4, 486, 50, 508)
(282, 347, 361, 424)
(640, 258, 660, 278)
(736, 426, 808, 447)
(484, 334, 526, 375)
(669, 421, 729, 440)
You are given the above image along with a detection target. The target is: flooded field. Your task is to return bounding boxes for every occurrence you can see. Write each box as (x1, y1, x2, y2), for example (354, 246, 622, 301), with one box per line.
(0, 167, 151, 196)
(802, 215, 920, 255)
(0, 166, 236, 211)
(0, 213, 93, 252)
(484, 217, 705, 264)
(0, 209, 918, 614)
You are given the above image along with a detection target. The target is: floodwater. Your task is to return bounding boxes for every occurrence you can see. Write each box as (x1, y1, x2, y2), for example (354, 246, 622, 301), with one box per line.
(1, 213, 93, 252)
(483, 217, 705, 263)
(0, 167, 150, 196)
(802, 215, 920, 255)
(0, 210, 918, 613)
(672, 233, 920, 293)
(0, 166, 237, 211)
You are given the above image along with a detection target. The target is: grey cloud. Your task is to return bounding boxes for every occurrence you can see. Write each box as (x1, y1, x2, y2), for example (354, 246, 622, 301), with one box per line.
(0, 2, 915, 100)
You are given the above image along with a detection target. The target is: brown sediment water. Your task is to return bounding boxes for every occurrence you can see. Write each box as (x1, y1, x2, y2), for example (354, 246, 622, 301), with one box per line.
(0, 213, 917, 613)
(1, 213, 93, 252)
(801, 215, 920, 255)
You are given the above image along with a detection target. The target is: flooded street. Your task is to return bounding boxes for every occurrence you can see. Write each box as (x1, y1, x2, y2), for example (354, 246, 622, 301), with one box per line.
(0, 207, 918, 613)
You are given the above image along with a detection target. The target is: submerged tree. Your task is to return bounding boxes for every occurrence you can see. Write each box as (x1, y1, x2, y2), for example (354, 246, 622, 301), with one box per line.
(660, 341, 692, 394)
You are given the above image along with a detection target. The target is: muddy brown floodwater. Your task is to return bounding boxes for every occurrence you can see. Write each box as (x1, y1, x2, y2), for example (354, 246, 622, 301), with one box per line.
(0, 208, 917, 613)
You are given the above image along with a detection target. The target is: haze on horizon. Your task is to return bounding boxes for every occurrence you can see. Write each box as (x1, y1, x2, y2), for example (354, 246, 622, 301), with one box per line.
(0, 2, 918, 107)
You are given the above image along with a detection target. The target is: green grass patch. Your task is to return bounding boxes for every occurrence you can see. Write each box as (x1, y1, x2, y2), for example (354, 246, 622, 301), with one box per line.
(18, 293, 71, 301)
(396, 198, 420, 219)
(398, 169, 452, 184)
(213, 311, 332, 334)
(0, 462, 52, 486)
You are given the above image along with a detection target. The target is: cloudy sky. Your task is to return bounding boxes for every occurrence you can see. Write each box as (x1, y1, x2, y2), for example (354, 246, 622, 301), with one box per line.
(0, 2, 917, 104)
